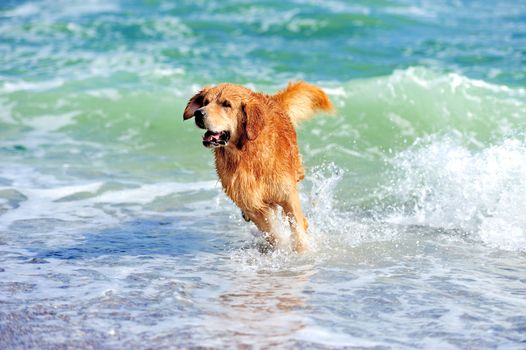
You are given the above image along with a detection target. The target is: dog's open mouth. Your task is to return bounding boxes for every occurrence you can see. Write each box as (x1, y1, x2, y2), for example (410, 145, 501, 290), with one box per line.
(202, 130, 230, 148)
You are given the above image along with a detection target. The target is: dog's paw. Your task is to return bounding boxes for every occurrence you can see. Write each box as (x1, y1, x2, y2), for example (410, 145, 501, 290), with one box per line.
(294, 237, 312, 254)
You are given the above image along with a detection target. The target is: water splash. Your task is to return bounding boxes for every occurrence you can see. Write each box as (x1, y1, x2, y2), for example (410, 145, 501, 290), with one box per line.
(382, 135, 526, 252)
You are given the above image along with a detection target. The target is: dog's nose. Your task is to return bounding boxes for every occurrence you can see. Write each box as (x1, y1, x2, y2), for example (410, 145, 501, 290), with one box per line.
(194, 108, 206, 119)
(194, 108, 206, 128)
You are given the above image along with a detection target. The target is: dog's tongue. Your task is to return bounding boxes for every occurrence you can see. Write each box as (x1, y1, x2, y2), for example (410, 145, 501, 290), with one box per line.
(203, 130, 223, 142)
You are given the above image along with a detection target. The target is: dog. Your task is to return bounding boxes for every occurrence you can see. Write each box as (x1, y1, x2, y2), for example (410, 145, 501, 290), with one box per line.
(183, 81, 333, 252)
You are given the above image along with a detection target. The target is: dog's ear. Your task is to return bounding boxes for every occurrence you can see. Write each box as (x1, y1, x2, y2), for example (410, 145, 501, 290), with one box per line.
(183, 89, 206, 120)
(242, 96, 266, 141)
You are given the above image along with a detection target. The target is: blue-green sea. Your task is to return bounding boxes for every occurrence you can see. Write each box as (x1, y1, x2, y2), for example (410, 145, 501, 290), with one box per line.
(1, 1, 526, 349)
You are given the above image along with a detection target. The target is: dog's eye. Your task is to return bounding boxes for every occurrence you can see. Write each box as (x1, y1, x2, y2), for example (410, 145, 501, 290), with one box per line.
(203, 98, 210, 106)
(222, 100, 231, 108)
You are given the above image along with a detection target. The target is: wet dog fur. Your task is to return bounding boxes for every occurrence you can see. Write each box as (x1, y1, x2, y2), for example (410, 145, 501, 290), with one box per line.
(183, 81, 333, 252)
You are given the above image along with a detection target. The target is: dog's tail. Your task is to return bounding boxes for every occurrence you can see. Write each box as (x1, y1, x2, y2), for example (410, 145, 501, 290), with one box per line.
(273, 81, 334, 126)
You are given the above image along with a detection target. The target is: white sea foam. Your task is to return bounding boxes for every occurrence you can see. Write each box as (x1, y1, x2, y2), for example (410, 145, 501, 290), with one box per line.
(385, 136, 526, 251)
(4, 0, 119, 19)
(297, 326, 388, 348)
(23, 111, 80, 132)
(0, 97, 17, 124)
(93, 181, 217, 205)
(86, 88, 122, 101)
(3, 3, 40, 17)
(0, 164, 218, 232)
(1, 79, 65, 93)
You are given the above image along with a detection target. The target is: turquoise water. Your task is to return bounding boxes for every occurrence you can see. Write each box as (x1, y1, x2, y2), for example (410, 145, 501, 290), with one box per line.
(1, 0, 526, 348)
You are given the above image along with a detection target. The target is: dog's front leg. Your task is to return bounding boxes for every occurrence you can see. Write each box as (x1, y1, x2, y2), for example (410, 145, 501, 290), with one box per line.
(245, 206, 279, 248)
(282, 188, 309, 253)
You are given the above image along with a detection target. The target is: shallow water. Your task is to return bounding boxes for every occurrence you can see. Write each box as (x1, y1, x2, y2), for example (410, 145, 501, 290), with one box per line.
(1, 0, 526, 349)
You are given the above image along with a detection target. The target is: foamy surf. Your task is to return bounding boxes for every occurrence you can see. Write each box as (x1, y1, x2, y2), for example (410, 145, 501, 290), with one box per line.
(1, 0, 526, 347)
(382, 135, 526, 252)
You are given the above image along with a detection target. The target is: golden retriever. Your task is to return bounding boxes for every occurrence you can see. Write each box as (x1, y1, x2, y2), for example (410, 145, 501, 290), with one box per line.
(183, 81, 333, 252)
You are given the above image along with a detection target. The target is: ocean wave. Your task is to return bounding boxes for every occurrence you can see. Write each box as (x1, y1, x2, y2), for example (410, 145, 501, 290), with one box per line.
(1, 67, 525, 254)
(303, 67, 526, 172)
(381, 135, 526, 252)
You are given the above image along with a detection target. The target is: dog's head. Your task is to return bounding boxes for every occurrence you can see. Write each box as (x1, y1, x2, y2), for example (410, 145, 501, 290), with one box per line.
(183, 83, 266, 149)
